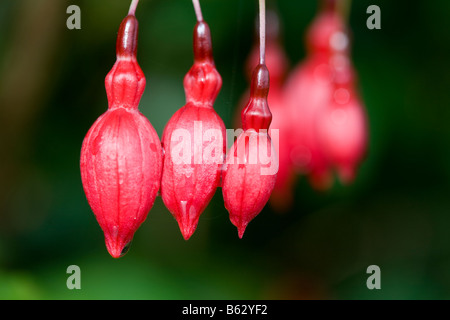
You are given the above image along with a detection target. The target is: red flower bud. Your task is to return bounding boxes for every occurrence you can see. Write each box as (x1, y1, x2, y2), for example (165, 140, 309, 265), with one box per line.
(161, 21, 225, 240)
(233, 11, 292, 211)
(222, 64, 278, 238)
(80, 15, 162, 258)
(284, 0, 367, 188)
(283, 55, 334, 190)
(317, 55, 368, 184)
(283, 1, 353, 190)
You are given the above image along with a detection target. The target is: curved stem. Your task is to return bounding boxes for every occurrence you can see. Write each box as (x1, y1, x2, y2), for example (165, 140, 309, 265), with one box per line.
(128, 0, 140, 16)
(192, 0, 204, 22)
(259, 0, 266, 65)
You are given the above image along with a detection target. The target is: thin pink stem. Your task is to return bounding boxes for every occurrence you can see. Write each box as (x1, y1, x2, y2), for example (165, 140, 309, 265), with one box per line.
(192, 0, 204, 22)
(128, 0, 140, 16)
(259, 0, 266, 65)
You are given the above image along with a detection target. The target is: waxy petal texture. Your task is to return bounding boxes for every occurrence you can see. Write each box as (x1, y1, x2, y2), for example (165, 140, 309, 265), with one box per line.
(234, 13, 292, 211)
(81, 108, 162, 257)
(161, 103, 225, 240)
(222, 130, 277, 238)
(161, 21, 225, 240)
(80, 14, 162, 258)
(223, 64, 277, 238)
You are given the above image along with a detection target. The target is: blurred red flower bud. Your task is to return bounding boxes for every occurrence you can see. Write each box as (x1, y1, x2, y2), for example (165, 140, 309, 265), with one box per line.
(282, 0, 368, 190)
(283, 55, 334, 190)
(317, 55, 368, 184)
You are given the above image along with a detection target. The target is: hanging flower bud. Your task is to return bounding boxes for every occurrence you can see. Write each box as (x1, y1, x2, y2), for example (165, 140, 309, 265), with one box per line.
(80, 13, 162, 258)
(234, 10, 293, 211)
(317, 54, 368, 184)
(222, 64, 278, 238)
(283, 56, 333, 190)
(160, 20, 225, 240)
(282, 0, 348, 190)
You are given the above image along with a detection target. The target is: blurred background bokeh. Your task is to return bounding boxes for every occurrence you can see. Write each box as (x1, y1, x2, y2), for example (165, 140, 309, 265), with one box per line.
(0, 0, 450, 299)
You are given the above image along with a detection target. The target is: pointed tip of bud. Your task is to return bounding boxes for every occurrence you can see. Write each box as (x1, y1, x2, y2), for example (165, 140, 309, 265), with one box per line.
(108, 249, 123, 259)
(105, 238, 132, 259)
(181, 227, 196, 241)
(232, 219, 248, 239)
(176, 210, 199, 241)
(237, 226, 246, 239)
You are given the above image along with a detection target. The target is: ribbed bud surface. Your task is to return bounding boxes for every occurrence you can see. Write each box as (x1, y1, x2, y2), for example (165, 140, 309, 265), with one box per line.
(161, 21, 225, 240)
(80, 14, 162, 258)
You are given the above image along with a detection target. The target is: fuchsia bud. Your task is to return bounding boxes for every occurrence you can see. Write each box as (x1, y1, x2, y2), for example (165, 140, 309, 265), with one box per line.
(80, 14, 162, 258)
(283, 55, 333, 190)
(311, 0, 368, 185)
(161, 21, 225, 240)
(317, 54, 368, 184)
(282, 1, 346, 190)
(233, 10, 292, 211)
(222, 64, 278, 238)
(283, 0, 368, 190)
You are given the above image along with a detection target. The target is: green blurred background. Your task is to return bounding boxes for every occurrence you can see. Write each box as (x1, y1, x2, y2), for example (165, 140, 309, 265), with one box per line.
(0, 0, 449, 300)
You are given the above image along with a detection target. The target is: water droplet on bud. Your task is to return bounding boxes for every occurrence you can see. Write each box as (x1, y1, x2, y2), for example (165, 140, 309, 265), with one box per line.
(120, 241, 132, 257)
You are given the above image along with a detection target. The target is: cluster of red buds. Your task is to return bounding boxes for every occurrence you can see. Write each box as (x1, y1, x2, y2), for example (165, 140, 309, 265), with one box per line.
(80, 0, 278, 258)
(237, 0, 369, 211)
(80, 0, 368, 258)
